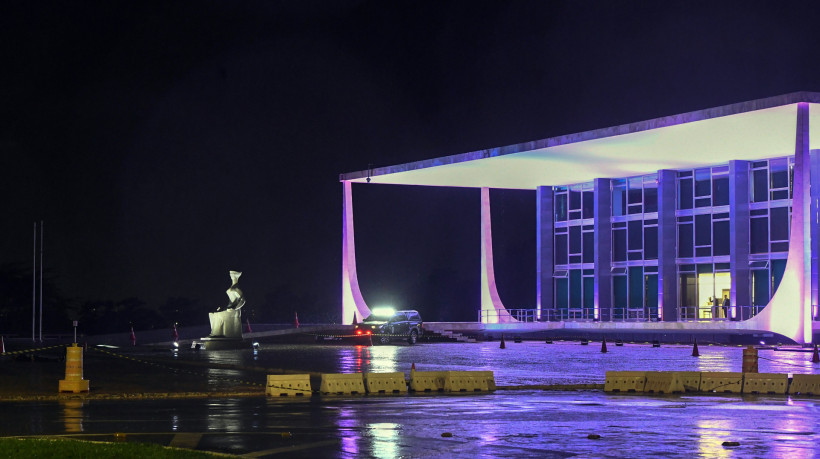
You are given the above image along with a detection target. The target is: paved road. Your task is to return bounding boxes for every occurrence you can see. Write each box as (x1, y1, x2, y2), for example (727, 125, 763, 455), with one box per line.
(3, 341, 820, 457)
(3, 391, 820, 457)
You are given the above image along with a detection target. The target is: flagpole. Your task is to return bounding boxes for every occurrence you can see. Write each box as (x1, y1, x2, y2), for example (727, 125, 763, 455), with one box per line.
(39, 220, 44, 342)
(32, 222, 36, 342)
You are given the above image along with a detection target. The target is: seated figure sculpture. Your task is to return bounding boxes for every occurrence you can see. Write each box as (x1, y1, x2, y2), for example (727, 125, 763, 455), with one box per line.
(208, 270, 246, 338)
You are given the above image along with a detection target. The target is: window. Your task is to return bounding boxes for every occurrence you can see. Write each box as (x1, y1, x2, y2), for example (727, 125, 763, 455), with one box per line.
(629, 267, 643, 309)
(695, 214, 711, 246)
(694, 168, 711, 208)
(555, 193, 568, 221)
(679, 273, 697, 310)
(582, 231, 594, 263)
(644, 226, 658, 260)
(569, 226, 581, 254)
(583, 277, 594, 309)
(770, 207, 789, 242)
(582, 191, 594, 219)
(555, 234, 568, 264)
(644, 180, 658, 213)
(678, 223, 694, 257)
(750, 217, 768, 254)
(750, 157, 794, 203)
(772, 259, 787, 293)
(628, 177, 642, 214)
(556, 278, 568, 308)
(712, 220, 730, 256)
(613, 229, 626, 262)
(570, 269, 582, 307)
(752, 269, 769, 306)
(770, 158, 789, 200)
(752, 168, 768, 202)
(712, 175, 729, 206)
(612, 180, 626, 216)
(569, 189, 581, 211)
(628, 220, 642, 251)
(679, 176, 693, 209)
(613, 276, 627, 310)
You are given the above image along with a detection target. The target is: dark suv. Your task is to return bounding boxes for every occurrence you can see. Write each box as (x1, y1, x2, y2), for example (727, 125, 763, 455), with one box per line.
(355, 309, 423, 345)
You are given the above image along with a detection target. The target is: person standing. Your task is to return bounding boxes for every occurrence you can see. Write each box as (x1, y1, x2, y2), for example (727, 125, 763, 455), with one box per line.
(722, 295, 730, 319)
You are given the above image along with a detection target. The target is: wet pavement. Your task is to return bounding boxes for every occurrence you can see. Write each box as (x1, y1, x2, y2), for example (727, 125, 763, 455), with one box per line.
(2, 341, 820, 457)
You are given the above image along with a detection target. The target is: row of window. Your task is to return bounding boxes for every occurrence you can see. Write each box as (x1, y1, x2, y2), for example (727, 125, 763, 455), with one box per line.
(555, 209, 790, 266)
(553, 157, 795, 223)
(553, 261, 786, 310)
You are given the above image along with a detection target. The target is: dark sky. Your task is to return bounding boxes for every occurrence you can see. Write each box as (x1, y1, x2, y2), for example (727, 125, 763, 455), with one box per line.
(3, 1, 820, 323)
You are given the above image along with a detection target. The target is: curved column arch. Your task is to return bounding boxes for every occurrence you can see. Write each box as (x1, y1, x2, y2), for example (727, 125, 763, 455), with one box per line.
(341, 181, 371, 324)
(744, 102, 812, 343)
(481, 187, 517, 324)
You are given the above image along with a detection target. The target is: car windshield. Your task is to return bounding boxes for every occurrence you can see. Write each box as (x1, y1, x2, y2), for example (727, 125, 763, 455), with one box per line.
(363, 313, 393, 323)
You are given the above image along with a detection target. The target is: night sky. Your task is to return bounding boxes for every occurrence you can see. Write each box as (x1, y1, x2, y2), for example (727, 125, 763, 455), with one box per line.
(4, 1, 820, 328)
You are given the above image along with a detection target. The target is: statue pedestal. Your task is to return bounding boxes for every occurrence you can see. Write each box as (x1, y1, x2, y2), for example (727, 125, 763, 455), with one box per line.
(198, 336, 247, 350)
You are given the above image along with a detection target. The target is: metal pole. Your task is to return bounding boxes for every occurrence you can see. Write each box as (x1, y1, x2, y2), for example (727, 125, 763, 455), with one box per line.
(32, 222, 36, 342)
(39, 220, 44, 342)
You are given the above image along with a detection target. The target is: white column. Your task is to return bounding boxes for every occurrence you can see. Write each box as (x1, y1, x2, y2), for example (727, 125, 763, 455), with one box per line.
(744, 102, 811, 343)
(341, 181, 371, 324)
(480, 187, 516, 324)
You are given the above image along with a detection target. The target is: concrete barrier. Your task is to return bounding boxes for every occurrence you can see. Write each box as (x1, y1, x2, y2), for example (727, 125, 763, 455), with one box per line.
(409, 371, 447, 392)
(266, 374, 311, 396)
(476, 371, 497, 391)
(320, 373, 366, 395)
(644, 371, 685, 394)
(700, 372, 743, 393)
(604, 371, 646, 393)
(789, 374, 820, 395)
(670, 371, 702, 393)
(443, 371, 495, 392)
(742, 373, 788, 394)
(364, 372, 407, 394)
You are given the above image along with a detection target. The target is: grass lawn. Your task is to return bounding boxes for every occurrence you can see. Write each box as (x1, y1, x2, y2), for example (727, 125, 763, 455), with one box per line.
(0, 438, 232, 458)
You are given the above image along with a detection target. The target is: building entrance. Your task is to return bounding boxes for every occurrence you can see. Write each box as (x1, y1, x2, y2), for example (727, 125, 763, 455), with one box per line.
(698, 271, 731, 319)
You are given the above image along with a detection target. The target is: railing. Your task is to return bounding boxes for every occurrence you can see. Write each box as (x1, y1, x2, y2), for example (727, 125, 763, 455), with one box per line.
(479, 309, 539, 323)
(608, 308, 660, 322)
(678, 305, 764, 322)
(480, 306, 767, 323)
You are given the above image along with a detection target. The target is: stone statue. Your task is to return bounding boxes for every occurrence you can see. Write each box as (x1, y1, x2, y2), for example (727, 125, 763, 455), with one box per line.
(208, 271, 245, 338)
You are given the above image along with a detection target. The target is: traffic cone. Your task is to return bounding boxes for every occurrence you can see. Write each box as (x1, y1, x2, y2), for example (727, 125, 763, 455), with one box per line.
(500, 334, 506, 349)
(130, 327, 136, 346)
(352, 312, 358, 325)
(812, 344, 820, 363)
(692, 339, 700, 357)
(294, 312, 300, 329)
(1, 336, 5, 354)
(172, 324, 179, 342)
(601, 337, 608, 353)
(246, 318, 253, 333)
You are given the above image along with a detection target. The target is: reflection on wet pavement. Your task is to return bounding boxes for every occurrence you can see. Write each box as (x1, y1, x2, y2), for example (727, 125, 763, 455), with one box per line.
(3, 342, 820, 457)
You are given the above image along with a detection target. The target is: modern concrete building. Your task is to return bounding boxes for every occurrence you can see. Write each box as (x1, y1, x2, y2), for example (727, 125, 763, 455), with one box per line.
(340, 92, 820, 344)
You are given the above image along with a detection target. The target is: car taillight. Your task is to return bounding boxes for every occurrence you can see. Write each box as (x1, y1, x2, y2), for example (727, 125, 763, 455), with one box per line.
(356, 330, 362, 335)
(365, 330, 372, 335)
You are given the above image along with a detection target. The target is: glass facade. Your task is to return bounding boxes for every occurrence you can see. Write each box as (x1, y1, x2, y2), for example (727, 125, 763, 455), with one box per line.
(550, 156, 802, 322)
(609, 174, 659, 320)
(553, 183, 595, 318)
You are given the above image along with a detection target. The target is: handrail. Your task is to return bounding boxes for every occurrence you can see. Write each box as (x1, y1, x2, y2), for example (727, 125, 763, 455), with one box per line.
(480, 305, 767, 323)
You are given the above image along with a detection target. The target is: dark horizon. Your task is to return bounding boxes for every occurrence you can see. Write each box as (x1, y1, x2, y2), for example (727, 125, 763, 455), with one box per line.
(4, 1, 820, 332)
